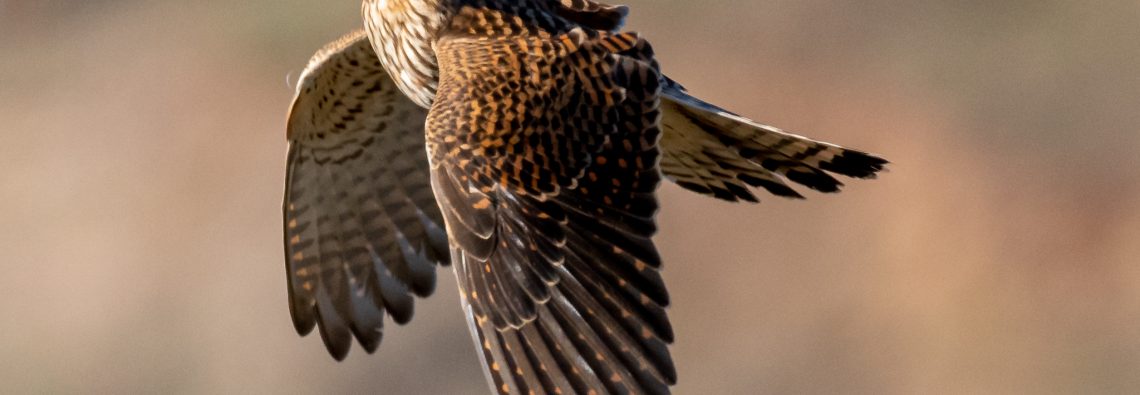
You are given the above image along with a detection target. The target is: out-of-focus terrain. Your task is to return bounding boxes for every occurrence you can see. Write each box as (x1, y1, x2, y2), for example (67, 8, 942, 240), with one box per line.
(2, 1, 1138, 393)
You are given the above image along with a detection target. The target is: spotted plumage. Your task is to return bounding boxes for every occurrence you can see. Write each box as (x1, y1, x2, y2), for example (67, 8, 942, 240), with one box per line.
(284, 1, 886, 394)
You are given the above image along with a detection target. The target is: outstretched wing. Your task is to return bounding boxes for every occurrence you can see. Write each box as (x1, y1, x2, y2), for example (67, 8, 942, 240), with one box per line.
(284, 30, 449, 360)
(659, 82, 888, 202)
(428, 6, 675, 394)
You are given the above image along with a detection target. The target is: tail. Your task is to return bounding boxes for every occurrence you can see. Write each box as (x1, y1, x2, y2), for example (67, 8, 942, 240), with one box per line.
(658, 79, 888, 202)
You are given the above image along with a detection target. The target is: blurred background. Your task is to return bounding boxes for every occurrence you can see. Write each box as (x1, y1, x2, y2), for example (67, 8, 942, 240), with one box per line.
(2, 0, 1138, 393)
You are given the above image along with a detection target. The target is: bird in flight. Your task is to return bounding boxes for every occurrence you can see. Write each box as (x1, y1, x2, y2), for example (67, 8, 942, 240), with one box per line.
(283, 1, 887, 393)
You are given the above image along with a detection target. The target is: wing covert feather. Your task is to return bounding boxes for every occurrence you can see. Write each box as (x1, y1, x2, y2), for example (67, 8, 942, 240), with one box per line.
(427, 7, 676, 393)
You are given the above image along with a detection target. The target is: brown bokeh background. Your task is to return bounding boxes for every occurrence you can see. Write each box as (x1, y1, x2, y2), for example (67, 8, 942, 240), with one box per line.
(2, 1, 1138, 393)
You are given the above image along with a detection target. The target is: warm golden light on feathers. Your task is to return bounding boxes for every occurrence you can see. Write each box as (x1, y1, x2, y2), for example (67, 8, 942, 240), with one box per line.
(284, 1, 886, 393)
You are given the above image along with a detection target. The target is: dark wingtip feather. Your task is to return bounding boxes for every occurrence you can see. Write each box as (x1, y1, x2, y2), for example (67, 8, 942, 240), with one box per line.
(292, 313, 316, 337)
(785, 169, 843, 193)
(314, 309, 352, 362)
(822, 150, 889, 179)
(288, 291, 317, 336)
(327, 346, 350, 362)
(675, 180, 712, 196)
(676, 180, 762, 203)
(709, 185, 740, 202)
(407, 262, 438, 298)
(737, 174, 805, 200)
(359, 330, 383, 354)
(725, 182, 759, 203)
(348, 319, 383, 355)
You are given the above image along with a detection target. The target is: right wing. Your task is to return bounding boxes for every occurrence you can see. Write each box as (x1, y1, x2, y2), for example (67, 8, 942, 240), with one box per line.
(284, 30, 449, 360)
(428, 6, 676, 393)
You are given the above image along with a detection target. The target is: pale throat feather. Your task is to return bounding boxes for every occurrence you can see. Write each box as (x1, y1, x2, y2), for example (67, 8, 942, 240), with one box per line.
(363, 0, 455, 108)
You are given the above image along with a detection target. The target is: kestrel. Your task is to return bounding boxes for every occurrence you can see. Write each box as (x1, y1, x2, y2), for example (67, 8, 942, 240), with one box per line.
(283, 1, 887, 394)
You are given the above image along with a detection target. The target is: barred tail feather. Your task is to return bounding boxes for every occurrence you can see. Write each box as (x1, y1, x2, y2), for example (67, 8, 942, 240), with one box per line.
(658, 81, 888, 202)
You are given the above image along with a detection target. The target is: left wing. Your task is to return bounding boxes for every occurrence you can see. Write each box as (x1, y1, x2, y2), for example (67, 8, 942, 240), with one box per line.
(427, 6, 675, 394)
(284, 31, 449, 360)
(658, 82, 888, 202)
